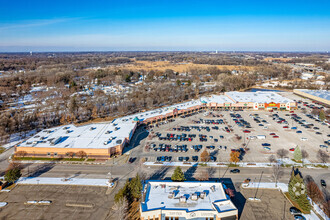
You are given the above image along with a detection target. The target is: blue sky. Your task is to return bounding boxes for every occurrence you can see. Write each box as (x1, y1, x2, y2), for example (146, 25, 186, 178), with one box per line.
(1, 0, 330, 52)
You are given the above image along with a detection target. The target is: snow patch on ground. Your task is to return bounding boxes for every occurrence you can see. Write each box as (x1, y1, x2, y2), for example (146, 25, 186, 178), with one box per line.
(242, 182, 288, 192)
(17, 177, 109, 187)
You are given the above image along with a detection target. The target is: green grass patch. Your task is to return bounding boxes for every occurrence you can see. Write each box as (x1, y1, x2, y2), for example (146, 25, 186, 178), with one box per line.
(228, 163, 239, 167)
(198, 163, 207, 167)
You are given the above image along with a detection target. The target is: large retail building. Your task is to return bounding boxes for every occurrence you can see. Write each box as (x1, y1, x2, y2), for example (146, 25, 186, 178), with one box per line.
(16, 91, 296, 159)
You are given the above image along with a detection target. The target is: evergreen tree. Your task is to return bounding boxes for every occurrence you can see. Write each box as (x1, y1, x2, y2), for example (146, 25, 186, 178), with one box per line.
(288, 168, 311, 213)
(294, 146, 302, 162)
(4, 168, 21, 183)
(129, 174, 142, 200)
(171, 167, 185, 182)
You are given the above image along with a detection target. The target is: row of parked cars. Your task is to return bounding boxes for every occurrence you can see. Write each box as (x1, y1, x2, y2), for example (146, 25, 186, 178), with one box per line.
(152, 144, 189, 152)
(231, 113, 251, 128)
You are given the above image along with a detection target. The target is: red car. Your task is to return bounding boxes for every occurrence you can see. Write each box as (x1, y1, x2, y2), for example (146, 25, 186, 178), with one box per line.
(289, 148, 295, 151)
(243, 130, 251, 133)
(290, 111, 294, 113)
(273, 135, 279, 138)
(270, 133, 276, 135)
(283, 126, 289, 128)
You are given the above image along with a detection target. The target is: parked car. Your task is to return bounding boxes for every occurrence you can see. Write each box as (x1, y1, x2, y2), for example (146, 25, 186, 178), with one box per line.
(321, 179, 326, 188)
(273, 135, 279, 138)
(289, 148, 295, 152)
(230, 169, 240, 173)
(290, 207, 301, 215)
(262, 143, 271, 146)
(128, 157, 136, 163)
(296, 130, 302, 134)
(270, 133, 276, 135)
(294, 215, 306, 220)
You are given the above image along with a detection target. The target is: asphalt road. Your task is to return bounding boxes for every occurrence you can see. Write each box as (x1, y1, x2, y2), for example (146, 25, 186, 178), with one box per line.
(19, 162, 330, 191)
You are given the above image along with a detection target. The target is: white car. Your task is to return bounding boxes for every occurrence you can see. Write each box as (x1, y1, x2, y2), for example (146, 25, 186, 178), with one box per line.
(300, 137, 308, 141)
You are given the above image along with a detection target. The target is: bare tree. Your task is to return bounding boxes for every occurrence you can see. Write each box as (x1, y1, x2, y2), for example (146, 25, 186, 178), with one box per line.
(15, 151, 27, 158)
(306, 180, 324, 205)
(268, 155, 277, 163)
(301, 150, 309, 159)
(276, 149, 288, 160)
(317, 150, 329, 164)
(200, 149, 210, 162)
(301, 149, 309, 163)
(194, 170, 209, 181)
(67, 151, 75, 159)
(76, 150, 87, 159)
(272, 163, 284, 187)
(113, 197, 129, 220)
(225, 188, 235, 198)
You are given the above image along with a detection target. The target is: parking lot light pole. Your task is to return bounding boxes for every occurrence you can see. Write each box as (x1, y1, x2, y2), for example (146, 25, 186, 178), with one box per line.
(254, 171, 264, 199)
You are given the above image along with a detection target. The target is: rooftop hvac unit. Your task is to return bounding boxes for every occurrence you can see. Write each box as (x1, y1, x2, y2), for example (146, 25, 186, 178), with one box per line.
(116, 139, 122, 144)
(179, 196, 186, 203)
(210, 185, 215, 192)
(191, 193, 198, 201)
(51, 137, 62, 146)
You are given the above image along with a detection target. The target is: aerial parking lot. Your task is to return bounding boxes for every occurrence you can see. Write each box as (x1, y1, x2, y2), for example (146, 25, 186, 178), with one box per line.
(0, 185, 112, 220)
(134, 94, 329, 164)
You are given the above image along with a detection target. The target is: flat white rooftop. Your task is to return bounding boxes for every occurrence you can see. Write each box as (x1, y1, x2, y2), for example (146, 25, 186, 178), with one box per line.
(226, 91, 293, 103)
(201, 95, 234, 104)
(20, 118, 136, 149)
(120, 99, 202, 122)
(141, 181, 237, 213)
(296, 89, 330, 101)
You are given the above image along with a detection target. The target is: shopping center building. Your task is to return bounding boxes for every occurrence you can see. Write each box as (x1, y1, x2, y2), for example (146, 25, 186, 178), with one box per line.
(140, 181, 238, 220)
(293, 89, 330, 106)
(16, 91, 296, 159)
